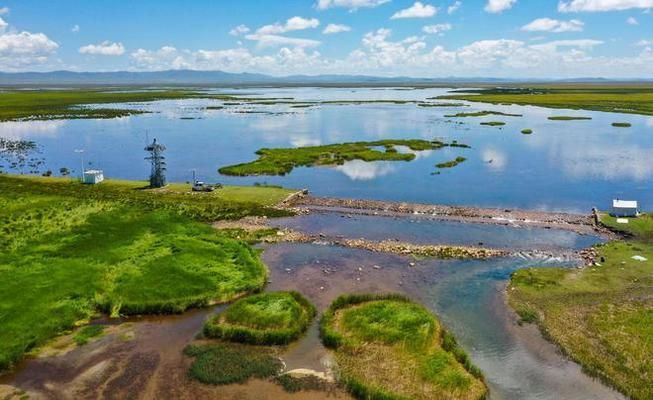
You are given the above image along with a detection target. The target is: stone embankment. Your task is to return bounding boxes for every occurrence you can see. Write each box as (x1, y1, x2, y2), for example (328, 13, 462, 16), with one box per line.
(286, 196, 616, 238)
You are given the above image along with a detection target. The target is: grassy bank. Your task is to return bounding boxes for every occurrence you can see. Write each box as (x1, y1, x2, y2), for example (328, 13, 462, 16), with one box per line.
(508, 213, 653, 399)
(320, 294, 487, 400)
(204, 291, 316, 345)
(0, 174, 293, 372)
(441, 87, 653, 116)
(218, 139, 466, 176)
(444, 111, 522, 118)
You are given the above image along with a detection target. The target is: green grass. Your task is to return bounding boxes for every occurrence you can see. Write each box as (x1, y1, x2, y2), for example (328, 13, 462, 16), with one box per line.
(73, 325, 106, 346)
(320, 294, 486, 400)
(436, 157, 467, 169)
(218, 139, 463, 176)
(184, 343, 282, 385)
(444, 111, 522, 118)
(440, 86, 653, 116)
(600, 213, 653, 238)
(480, 121, 505, 126)
(204, 291, 316, 345)
(547, 116, 592, 121)
(611, 122, 632, 128)
(0, 174, 293, 372)
(508, 214, 653, 400)
(521, 129, 533, 134)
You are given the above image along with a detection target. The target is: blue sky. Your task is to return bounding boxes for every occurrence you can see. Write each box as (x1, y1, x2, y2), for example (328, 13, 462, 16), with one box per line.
(0, 0, 652, 77)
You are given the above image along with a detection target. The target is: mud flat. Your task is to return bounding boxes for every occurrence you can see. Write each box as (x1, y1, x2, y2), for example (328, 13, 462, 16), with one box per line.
(288, 195, 615, 237)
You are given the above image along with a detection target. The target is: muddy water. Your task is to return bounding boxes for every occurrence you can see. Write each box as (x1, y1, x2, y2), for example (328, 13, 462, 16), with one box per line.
(1, 222, 624, 400)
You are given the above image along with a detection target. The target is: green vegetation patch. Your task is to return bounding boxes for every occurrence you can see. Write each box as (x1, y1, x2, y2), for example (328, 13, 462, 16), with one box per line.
(508, 221, 653, 400)
(418, 102, 466, 107)
(612, 122, 632, 128)
(320, 294, 486, 400)
(204, 291, 316, 345)
(547, 116, 592, 121)
(218, 139, 463, 176)
(184, 343, 282, 385)
(480, 121, 505, 126)
(444, 111, 522, 118)
(521, 129, 533, 134)
(440, 86, 653, 116)
(73, 324, 106, 346)
(600, 213, 653, 238)
(436, 156, 467, 169)
(0, 174, 291, 372)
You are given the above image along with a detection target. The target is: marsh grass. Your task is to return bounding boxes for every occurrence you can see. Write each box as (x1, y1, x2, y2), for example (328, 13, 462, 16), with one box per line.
(204, 291, 316, 345)
(73, 325, 106, 346)
(521, 129, 533, 134)
(444, 111, 522, 118)
(508, 220, 653, 400)
(436, 157, 467, 169)
(611, 122, 632, 128)
(480, 121, 505, 126)
(0, 174, 290, 372)
(320, 294, 486, 400)
(547, 116, 592, 121)
(184, 343, 282, 385)
(218, 139, 463, 176)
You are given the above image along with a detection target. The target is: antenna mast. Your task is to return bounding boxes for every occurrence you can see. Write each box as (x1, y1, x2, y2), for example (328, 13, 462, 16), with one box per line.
(144, 138, 167, 188)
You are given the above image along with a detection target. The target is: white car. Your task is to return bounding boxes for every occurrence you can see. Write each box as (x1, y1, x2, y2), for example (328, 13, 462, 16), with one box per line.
(192, 181, 215, 192)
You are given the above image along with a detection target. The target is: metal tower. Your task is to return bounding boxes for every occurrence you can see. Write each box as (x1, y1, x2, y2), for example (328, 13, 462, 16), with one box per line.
(144, 138, 167, 188)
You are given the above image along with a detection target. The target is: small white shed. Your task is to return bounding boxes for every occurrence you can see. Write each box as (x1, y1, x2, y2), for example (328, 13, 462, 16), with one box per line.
(612, 199, 639, 217)
(83, 169, 104, 184)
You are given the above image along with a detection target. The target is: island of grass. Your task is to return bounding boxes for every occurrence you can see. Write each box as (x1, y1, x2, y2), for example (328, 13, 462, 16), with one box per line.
(417, 102, 467, 107)
(480, 121, 505, 126)
(204, 291, 316, 345)
(0, 174, 295, 372)
(439, 86, 653, 116)
(521, 129, 533, 134)
(612, 122, 632, 128)
(218, 139, 465, 176)
(320, 294, 487, 400)
(436, 156, 467, 169)
(547, 116, 592, 121)
(444, 110, 522, 118)
(508, 212, 653, 400)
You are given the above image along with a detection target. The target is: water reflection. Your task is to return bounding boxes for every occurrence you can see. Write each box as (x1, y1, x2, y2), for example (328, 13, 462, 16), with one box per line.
(335, 160, 396, 180)
(0, 120, 67, 139)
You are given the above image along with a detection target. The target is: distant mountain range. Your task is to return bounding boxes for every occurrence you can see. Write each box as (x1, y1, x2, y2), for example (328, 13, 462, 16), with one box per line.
(0, 70, 647, 86)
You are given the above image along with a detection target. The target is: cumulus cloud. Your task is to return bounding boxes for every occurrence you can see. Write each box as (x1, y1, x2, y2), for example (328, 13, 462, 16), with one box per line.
(79, 41, 125, 56)
(423, 23, 452, 35)
(245, 34, 321, 48)
(0, 7, 8, 15)
(448, 1, 462, 14)
(627, 16, 639, 24)
(229, 24, 250, 36)
(0, 16, 6, 32)
(323, 23, 351, 34)
(485, 0, 517, 13)
(256, 16, 319, 35)
(559, 0, 653, 12)
(316, 0, 390, 10)
(71, 24, 80, 33)
(0, 29, 58, 70)
(391, 2, 438, 19)
(635, 39, 653, 46)
(521, 18, 584, 32)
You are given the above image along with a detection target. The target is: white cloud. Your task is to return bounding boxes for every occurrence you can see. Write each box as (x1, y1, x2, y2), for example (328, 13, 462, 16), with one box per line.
(323, 23, 351, 34)
(521, 18, 584, 32)
(79, 41, 125, 56)
(485, 0, 517, 13)
(559, 0, 653, 12)
(245, 34, 321, 48)
(391, 2, 438, 19)
(0, 120, 66, 140)
(316, 0, 390, 10)
(229, 24, 250, 36)
(627, 16, 639, 24)
(0, 16, 6, 32)
(0, 7, 8, 15)
(635, 39, 653, 46)
(448, 1, 462, 14)
(335, 160, 396, 180)
(529, 39, 603, 51)
(71, 24, 80, 33)
(0, 30, 58, 70)
(423, 23, 452, 35)
(256, 17, 319, 35)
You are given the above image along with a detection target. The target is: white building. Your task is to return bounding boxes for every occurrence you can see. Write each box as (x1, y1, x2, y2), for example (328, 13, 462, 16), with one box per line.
(82, 169, 104, 184)
(612, 199, 639, 217)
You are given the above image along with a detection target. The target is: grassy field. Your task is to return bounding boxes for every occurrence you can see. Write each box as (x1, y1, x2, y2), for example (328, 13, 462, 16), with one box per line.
(0, 174, 294, 372)
(204, 291, 315, 345)
(441, 87, 653, 116)
(508, 212, 653, 400)
(218, 139, 465, 176)
(320, 294, 486, 400)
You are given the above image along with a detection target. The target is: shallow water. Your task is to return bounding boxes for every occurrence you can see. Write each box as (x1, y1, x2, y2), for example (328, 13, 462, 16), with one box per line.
(2, 87, 651, 211)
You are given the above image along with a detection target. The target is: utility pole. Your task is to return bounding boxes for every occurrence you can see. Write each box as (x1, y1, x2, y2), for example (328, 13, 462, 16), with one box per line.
(144, 138, 167, 188)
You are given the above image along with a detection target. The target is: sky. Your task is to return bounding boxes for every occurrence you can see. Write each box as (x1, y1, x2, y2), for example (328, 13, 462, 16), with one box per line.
(0, 0, 652, 78)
